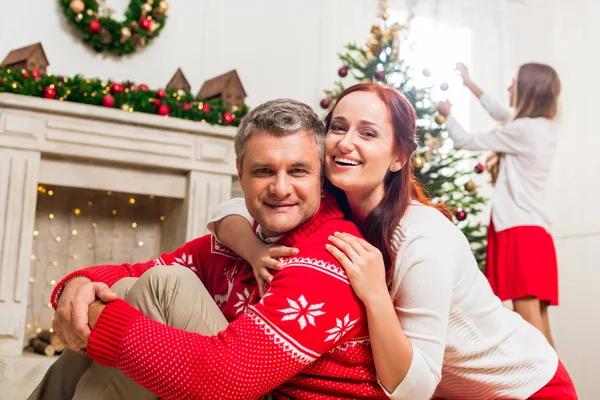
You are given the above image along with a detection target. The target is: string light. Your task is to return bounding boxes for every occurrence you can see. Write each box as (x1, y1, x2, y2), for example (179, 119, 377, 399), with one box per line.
(138, 241, 144, 246)
(112, 210, 117, 215)
(92, 223, 97, 228)
(55, 237, 61, 242)
(26, 324, 32, 329)
(31, 254, 36, 260)
(48, 190, 54, 196)
(47, 303, 52, 308)
(129, 198, 136, 204)
(149, 195, 155, 199)
(132, 222, 137, 228)
(72, 230, 78, 235)
(52, 261, 58, 266)
(88, 201, 93, 206)
(160, 216, 165, 221)
(74, 208, 81, 215)
(29, 278, 34, 283)
(49, 328, 54, 333)
(33, 230, 39, 236)
(107, 191, 112, 195)
(73, 254, 78, 259)
(49, 213, 55, 219)
(50, 280, 56, 285)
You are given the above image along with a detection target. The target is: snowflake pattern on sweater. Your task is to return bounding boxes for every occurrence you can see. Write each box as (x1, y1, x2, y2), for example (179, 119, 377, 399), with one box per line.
(51, 196, 386, 399)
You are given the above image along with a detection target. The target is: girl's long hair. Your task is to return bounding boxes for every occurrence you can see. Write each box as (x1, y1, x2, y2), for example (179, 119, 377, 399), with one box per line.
(487, 63, 561, 183)
(324, 83, 451, 282)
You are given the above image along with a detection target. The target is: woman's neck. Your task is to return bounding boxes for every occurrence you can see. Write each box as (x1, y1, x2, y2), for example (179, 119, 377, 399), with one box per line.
(345, 185, 385, 223)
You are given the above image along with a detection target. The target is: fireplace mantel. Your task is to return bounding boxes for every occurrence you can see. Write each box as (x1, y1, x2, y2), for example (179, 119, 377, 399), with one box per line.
(0, 93, 239, 356)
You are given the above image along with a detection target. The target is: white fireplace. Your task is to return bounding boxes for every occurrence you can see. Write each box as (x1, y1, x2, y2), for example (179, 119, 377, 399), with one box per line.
(0, 93, 239, 357)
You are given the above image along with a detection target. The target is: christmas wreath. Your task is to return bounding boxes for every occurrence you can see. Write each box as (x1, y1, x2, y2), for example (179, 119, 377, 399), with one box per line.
(59, 0, 168, 55)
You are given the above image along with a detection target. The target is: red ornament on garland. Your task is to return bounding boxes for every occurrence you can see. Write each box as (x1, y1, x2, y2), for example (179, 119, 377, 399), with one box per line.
(153, 99, 161, 106)
(202, 104, 210, 112)
(455, 208, 467, 221)
(222, 112, 234, 125)
(138, 84, 149, 91)
(157, 104, 170, 116)
(32, 69, 41, 78)
(182, 103, 191, 110)
(474, 163, 485, 174)
(374, 71, 385, 81)
(89, 20, 101, 33)
(43, 87, 57, 99)
(320, 99, 329, 109)
(102, 94, 115, 107)
(156, 89, 166, 98)
(338, 67, 348, 77)
(140, 18, 151, 30)
(110, 83, 124, 94)
(21, 69, 29, 78)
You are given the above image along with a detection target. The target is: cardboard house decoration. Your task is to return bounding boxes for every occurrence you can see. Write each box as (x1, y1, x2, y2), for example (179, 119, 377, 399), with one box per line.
(197, 70, 246, 107)
(0, 43, 49, 74)
(166, 68, 191, 92)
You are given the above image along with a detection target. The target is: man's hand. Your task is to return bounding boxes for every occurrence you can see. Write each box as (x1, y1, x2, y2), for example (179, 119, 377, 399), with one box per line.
(52, 277, 117, 352)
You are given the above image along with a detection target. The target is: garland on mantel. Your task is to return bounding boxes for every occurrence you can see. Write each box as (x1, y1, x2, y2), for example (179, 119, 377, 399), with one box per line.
(0, 67, 248, 127)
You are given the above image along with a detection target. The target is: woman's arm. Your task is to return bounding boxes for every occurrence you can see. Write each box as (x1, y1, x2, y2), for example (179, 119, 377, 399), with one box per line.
(208, 198, 297, 294)
(328, 222, 458, 400)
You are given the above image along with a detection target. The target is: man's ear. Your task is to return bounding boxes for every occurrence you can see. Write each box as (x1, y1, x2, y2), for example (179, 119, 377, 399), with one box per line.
(236, 160, 244, 189)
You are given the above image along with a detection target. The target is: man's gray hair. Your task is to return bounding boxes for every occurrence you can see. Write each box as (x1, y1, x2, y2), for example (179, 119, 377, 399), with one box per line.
(234, 99, 326, 168)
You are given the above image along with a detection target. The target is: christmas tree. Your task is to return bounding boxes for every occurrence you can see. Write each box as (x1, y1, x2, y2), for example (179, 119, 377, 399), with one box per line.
(320, 4, 488, 268)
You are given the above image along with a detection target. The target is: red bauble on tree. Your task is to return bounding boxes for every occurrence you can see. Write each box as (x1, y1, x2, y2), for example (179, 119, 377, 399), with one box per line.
(157, 104, 170, 116)
(32, 69, 41, 78)
(202, 104, 210, 112)
(21, 69, 29, 78)
(140, 18, 151, 30)
(102, 94, 115, 107)
(110, 83, 124, 94)
(475, 163, 485, 174)
(455, 208, 467, 221)
(320, 99, 329, 109)
(156, 89, 166, 98)
(43, 87, 56, 99)
(138, 84, 149, 91)
(153, 99, 161, 106)
(338, 67, 348, 77)
(374, 71, 385, 81)
(182, 103, 191, 110)
(222, 112, 234, 125)
(89, 20, 101, 33)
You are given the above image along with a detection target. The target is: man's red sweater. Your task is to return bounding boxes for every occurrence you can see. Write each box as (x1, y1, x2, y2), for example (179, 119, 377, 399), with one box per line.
(51, 196, 386, 399)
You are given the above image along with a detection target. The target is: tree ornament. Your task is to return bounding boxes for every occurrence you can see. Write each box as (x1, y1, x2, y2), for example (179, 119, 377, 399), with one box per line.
(455, 208, 467, 221)
(435, 115, 446, 125)
(75, 13, 83, 22)
(412, 154, 425, 169)
(158, 1, 169, 12)
(156, 89, 166, 98)
(182, 103, 191, 110)
(140, 18, 151, 30)
(21, 69, 30, 78)
(110, 83, 124, 94)
(99, 28, 112, 44)
(440, 82, 449, 91)
(102, 94, 115, 107)
(338, 67, 348, 77)
(464, 180, 476, 193)
(223, 112, 234, 125)
(422, 68, 432, 77)
(32, 69, 41, 78)
(474, 163, 485, 174)
(157, 104, 170, 116)
(89, 20, 101, 33)
(374, 71, 385, 81)
(121, 27, 132, 37)
(121, 103, 130, 111)
(153, 99, 161, 106)
(138, 83, 149, 91)
(43, 87, 57, 99)
(69, 0, 85, 14)
(320, 99, 330, 109)
(202, 104, 210, 112)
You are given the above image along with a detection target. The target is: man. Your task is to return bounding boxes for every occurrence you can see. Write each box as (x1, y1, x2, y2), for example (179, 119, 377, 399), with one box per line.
(30, 99, 386, 399)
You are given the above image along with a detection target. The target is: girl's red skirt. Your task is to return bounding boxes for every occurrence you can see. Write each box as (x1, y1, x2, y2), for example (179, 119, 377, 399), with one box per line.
(486, 218, 559, 305)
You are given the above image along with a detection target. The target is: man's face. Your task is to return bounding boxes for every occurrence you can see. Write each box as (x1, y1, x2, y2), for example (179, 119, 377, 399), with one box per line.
(238, 131, 322, 238)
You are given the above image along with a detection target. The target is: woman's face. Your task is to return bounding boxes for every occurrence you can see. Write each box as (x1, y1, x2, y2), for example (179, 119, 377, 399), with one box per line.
(508, 77, 517, 107)
(325, 91, 401, 196)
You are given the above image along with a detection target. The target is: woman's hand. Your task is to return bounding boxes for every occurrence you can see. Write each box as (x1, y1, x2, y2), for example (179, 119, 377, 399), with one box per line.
(249, 243, 298, 296)
(326, 232, 389, 304)
(436, 100, 452, 117)
(456, 62, 471, 84)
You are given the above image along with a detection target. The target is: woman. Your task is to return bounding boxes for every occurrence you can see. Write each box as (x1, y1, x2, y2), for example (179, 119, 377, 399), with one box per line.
(437, 63, 561, 346)
(210, 83, 576, 399)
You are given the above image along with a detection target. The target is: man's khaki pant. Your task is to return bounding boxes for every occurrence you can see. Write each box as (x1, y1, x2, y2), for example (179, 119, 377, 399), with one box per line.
(28, 266, 229, 400)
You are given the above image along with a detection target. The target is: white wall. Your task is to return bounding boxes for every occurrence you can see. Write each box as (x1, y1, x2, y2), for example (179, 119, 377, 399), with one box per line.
(0, 0, 377, 111)
(503, 1, 600, 398)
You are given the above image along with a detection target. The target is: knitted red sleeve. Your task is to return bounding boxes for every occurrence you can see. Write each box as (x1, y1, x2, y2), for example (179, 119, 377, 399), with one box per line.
(51, 236, 210, 308)
(86, 252, 367, 400)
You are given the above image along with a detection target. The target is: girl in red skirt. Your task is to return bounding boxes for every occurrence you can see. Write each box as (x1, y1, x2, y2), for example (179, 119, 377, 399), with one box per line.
(438, 62, 561, 347)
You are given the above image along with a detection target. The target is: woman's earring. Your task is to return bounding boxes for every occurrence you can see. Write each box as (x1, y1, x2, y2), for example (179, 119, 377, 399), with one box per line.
(391, 165, 400, 172)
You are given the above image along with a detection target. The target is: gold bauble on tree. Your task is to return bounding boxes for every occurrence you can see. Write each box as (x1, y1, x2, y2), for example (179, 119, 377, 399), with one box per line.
(464, 180, 477, 193)
(435, 114, 446, 125)
(158, 1, 169, 13)
(412, 155, 425, 169)
(69, 0, 85, 14)
(142, 3, 152, 12)
(121, 27, 132, 37)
